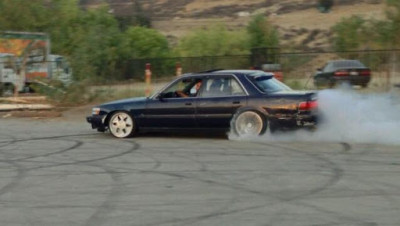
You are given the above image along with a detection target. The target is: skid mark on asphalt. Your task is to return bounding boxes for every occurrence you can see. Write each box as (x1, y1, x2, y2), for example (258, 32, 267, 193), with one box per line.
(264, 142, 400, 226)
(0, 133, 99, 144)
(0, 133, 28, 202)
(0, 161, 27, 198)
(0, 134, 141, 226)
(84, 166, 125, 226)
(77, 140, 141, 226)
(0, 130, 399, 226)
(254, 142, 344, 201)
(42, 139, 142, 226)
(0, 132, 385, 226)
(115, 140, 344, 226)
(336, 144, 400, 222)
(8, 140, 83, 162)
(18, 139, 140, 171)
(0, 134, 17, 148)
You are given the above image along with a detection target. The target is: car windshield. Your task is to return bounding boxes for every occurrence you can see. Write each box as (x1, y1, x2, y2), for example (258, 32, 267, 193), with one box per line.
(246, 72, 292, 93)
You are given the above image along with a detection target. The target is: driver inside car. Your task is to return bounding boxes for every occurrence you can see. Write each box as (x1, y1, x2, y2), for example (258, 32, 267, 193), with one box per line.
(176, 80, 202, 97)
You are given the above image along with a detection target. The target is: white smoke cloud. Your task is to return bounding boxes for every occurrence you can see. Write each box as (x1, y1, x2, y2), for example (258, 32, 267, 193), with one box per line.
(230, 87, 400, 145)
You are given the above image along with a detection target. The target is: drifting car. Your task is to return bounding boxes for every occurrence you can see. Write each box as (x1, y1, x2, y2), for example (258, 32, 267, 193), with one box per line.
(87, 70, 318, 138)
(314, 59, 371, 88)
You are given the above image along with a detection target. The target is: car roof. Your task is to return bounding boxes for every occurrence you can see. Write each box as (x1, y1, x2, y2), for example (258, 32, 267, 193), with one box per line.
(182, 69, 274, 78)
(327, 59, 366, 68)
(328, 59, 361, 63)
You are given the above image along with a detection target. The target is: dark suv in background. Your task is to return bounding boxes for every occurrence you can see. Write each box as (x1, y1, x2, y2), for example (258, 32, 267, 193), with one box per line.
(313, 59, 371, 88)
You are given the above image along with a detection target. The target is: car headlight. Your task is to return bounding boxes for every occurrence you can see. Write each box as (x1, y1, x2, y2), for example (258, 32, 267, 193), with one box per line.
(92, 107, 101, 115)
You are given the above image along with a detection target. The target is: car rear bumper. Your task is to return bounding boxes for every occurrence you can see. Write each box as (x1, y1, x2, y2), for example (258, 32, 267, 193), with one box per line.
(271, 114, 317, 129)
(334, 76, 371, 85)
(296, 114, 318, 127)
(86, 115, 107, 132)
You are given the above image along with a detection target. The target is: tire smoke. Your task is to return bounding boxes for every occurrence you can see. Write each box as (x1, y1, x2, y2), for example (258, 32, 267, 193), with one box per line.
(230, 88, 400, 145)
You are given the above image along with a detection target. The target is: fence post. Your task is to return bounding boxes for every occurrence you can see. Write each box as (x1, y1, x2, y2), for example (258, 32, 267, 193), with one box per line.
(176, 62, 182, 77)
(390, 51, 396, 91)
(145, 63, 152, 96)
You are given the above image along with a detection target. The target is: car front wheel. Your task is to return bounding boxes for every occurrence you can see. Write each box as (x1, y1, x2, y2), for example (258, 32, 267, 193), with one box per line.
(108, 111, 136, 138)
(232, 111, 266, 137)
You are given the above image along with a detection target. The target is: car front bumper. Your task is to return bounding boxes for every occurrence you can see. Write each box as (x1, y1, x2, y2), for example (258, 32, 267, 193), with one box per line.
(86, 115, 107, 132)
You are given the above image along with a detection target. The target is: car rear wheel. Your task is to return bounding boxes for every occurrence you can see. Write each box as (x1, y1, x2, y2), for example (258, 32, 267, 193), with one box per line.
(232, 111, 266, 137)
(108, 111, 136, 138)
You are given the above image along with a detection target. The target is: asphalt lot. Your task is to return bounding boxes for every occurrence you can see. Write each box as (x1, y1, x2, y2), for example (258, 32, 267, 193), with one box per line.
(0, 116, 400, 226)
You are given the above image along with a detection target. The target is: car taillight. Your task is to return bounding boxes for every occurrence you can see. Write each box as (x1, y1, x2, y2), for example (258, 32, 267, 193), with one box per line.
(298, 100, 318, 111)
(334, 71, 349, 76)
(360, 70, 371, 76)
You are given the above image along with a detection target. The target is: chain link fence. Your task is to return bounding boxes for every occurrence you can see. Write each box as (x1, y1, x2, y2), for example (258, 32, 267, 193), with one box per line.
(2, 49, 400, 99)
(114, 49, 400, 95)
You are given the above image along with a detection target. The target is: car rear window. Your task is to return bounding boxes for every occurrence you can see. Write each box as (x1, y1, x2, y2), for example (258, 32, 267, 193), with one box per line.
(332, 60, 365, 69)
(246, 72, 292, 93)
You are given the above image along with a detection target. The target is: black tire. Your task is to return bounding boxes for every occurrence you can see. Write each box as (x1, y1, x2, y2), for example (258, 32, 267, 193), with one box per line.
(108, 111, 136, 138)
(231, 110, 267, 137)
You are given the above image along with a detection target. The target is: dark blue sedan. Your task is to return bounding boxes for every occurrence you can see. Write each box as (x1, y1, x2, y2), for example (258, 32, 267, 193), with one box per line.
(87, 70, 317, 138)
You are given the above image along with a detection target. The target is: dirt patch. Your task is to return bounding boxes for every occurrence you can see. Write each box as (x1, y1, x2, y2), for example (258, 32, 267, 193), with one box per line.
(271, 2, 386, 30)
(58, 105, 93, 122)
(0, 110, 62, 119)
(149, 1, 386, 50)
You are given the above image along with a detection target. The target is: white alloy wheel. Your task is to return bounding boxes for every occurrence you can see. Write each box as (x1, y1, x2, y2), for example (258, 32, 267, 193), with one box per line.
(108, 112, 135, 138)
(234, 111, 264, 136)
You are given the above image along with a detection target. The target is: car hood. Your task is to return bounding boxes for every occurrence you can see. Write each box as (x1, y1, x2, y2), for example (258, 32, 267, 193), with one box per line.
(99, 97, 147, 108)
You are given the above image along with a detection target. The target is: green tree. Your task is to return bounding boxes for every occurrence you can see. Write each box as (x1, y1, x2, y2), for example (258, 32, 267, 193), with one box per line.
(331, 0, 400, 50)
(67, 6, 123, 81)
(0, 0, 51, 30)
(332, 15, 367, 51)
(175, 25, 249, 57)
(46, 0, 82, 54)
(247, 14, 279, 49)
(374, 0, 400, 47)
(120, 26, 170, 59)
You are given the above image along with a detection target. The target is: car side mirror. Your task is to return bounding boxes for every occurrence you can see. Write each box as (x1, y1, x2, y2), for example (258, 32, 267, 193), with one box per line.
(157, 93, 165, 101)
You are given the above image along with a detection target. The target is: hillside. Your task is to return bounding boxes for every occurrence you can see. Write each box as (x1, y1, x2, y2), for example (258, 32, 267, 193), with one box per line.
(82, 0, 386, 51)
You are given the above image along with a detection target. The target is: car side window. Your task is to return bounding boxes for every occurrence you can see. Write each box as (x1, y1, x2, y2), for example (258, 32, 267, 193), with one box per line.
(322, 64, 328, 72)
(231, 78, 246, 95)
(323, 63, 333, 72)
(161, 78, 203, 98)
(200, 77, 245, 97)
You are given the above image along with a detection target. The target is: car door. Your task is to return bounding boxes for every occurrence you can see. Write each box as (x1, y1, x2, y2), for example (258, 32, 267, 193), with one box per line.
(142, 77, 202, 128)
(315, 62, 334, 87)
(195, 75, 248, 128)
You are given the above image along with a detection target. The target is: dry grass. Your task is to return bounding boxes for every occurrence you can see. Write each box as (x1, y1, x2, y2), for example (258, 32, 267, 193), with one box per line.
(184, 0, 266, 12)
(271, 2, 386, 30)
(151, 1, 386, 49)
